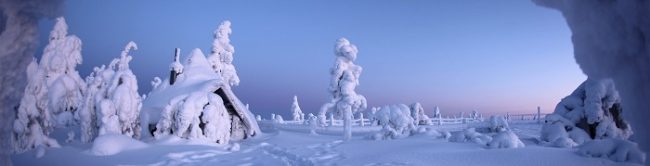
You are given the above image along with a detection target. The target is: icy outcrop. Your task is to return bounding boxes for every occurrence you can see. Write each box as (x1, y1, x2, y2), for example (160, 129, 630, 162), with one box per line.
(370, 104, 416, 140)
(319, 38, 368, 140)
(533, 0, 650, 160)
(208, 20, 239, 87)
(410, 102, 431, 125)
(540, 79, 632, 148)
(13, 17, 83, 153)
(291, 96, 304, 121)
(80, 41, 142, 142)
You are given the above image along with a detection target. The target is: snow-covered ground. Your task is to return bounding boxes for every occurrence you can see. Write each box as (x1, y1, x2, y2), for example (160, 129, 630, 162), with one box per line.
(12, 122, 639, 166)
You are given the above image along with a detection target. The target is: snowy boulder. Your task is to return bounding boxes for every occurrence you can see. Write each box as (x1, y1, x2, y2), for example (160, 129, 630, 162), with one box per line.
(486, 130, 525, 149)
(90, 134, 148, 156)
(578, 139, 646, 164)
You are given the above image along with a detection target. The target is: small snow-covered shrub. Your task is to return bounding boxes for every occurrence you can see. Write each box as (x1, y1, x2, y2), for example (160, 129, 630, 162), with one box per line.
(540, 114, 591, 148)
(486, 130, 525, 149)
(274, 115, 285, 124)
(449, 128, 492, 145)
(369, 104, 416, 140)
(578, 139, 646, 164)
(291, 96, 304, 121)
(487, 115, 509, 132)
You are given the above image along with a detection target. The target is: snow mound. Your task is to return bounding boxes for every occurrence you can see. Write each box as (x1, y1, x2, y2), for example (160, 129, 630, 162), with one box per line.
(578, 139, 646, 164)
(449, 128, 492, 145)
(369, 104, 416, 140)
(487, 130, 525, 149)
(90, 134, 148, 156)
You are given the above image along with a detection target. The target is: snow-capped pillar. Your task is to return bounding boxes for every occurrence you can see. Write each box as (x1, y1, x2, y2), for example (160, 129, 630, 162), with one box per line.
(170, 48, 182, 85)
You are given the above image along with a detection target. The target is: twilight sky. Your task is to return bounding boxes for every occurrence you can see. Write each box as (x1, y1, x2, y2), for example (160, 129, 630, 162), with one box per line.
(35, 0, 585, 117)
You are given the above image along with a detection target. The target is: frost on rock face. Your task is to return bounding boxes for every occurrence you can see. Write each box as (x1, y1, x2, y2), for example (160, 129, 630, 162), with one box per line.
(81, 41, 142, 142)
(208, 20, 239, 87)
(533, 0, 650, 157)
(13, 17, 84, 153)
(370, 104, 416, 140)
(143, 48, 259, 144)
(410, 102, 431, 125)
(319, 38, 368, 140)
(540, 79, 632, 148)
(291, 96, 304, 121)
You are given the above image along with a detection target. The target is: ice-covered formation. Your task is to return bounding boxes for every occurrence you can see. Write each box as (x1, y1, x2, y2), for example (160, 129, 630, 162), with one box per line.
(13, 17, 83, 153)
(410, 102, 431, 125)
(533, 0, 650, 159)
(207, 20, 239, 87)
(370, 104, 416, 140)
(540, 79, 632, 148)
(142, 48, 259, 144)
(578, 139, 646, 164)
(79, 41, 142, 142)
(274, 115, 285, 124)
(291, 96, 304, 121)
(319, 38, 368, 140)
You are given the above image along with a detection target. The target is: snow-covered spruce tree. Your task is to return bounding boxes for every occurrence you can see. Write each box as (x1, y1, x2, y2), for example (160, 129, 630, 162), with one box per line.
(291, 95, 304, 121)
(319, 38, 368, 140)
(533, 1, 650, 163)
(84, 41, 142, 140)
(208, 20, 239, 87)
(432, 106, 441, 118)
(541, 78, 632, 148)
(410, 102, 431, 125)
(13, 17, 84, 153)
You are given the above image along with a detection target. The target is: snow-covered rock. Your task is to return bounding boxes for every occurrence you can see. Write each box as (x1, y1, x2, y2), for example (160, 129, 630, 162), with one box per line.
(319, 38, 368, 140)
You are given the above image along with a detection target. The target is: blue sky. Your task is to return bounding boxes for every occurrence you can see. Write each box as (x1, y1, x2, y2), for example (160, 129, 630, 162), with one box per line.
(36, 0, 585, 117)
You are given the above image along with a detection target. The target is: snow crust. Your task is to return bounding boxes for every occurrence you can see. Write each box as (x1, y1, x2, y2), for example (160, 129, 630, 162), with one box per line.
(90, 134, 148, 156)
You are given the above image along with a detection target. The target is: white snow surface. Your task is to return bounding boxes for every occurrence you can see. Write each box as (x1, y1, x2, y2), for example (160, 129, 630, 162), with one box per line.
(12, 123, 642, 166)
(89, 134, 148, 156)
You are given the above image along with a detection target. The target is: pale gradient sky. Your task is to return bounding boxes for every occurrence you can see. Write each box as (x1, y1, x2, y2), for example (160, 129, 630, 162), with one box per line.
(36, 0, 586, 118)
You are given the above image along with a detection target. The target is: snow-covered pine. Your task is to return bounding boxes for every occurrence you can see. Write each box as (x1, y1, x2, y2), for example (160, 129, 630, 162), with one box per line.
(410, 102, 431, 125)
(208, 20, 239, 87)
(319, 38, 368, 141)
(13, 17, 84, 153)
(432, 106, 441, 118)
(540, 78, 632, 148)
(83, 41, 142, 141)
(291, 96, 304, 121)
(370, 104, 416, 140)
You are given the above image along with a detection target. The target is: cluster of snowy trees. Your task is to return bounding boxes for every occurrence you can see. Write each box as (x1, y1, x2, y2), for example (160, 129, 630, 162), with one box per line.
(12, 18, 143, 157)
